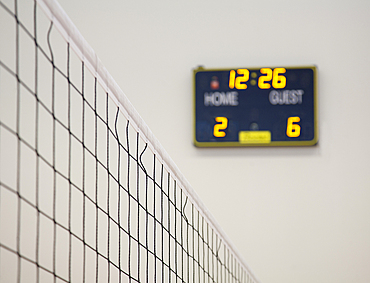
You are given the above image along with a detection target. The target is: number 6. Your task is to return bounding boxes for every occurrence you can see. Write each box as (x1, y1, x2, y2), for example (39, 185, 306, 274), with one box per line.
(286, 117, 301, 137)
(272, 68, 286, 89)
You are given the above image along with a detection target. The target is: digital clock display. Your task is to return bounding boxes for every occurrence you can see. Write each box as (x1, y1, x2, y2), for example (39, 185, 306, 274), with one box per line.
(193, 66, 318, 147)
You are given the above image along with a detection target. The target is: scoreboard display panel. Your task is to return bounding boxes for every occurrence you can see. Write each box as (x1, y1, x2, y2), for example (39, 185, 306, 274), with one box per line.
(193, 66, 318, 147)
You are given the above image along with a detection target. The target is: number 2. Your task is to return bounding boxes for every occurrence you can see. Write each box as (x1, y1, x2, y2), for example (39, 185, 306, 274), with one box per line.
(258, 68, 273, 89)
(214, 117, 228, 137)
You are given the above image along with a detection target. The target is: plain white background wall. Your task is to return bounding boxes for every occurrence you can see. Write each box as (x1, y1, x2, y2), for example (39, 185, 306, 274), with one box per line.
(58, 0, 370, 282)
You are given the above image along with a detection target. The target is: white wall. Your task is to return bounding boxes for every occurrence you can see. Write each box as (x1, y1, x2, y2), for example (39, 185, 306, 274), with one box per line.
(58, 0, 370, 282)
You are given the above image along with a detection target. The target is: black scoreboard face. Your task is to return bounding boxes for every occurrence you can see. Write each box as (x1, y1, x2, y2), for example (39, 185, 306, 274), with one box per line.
(193, 66, 318, 147)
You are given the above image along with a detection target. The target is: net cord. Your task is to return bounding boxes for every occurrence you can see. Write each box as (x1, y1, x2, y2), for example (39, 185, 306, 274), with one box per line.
(35, 0, 260, 281)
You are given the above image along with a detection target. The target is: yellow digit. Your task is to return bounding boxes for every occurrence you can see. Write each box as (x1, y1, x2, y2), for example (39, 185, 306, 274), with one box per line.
(272, 68, 286, 89)
(286, 116, 301, 137)
(258, 68, 273, 89)
(229, 70, 236, 89)
(214, 117, 228, 137)
(235, 69, 249, 89)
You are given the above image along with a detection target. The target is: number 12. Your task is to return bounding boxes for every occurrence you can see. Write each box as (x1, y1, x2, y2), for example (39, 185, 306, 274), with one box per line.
(229, 69, 249, 89)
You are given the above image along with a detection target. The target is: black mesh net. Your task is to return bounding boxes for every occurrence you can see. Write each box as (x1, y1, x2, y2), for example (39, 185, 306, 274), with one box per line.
(0, 0, 258, 282)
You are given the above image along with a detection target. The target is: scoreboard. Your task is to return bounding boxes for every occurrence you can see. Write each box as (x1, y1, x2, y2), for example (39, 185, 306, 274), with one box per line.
(193, 66, 318, 147)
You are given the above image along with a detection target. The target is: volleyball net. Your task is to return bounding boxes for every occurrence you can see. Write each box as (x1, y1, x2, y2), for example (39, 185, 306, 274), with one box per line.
(0, 0, 259, 282)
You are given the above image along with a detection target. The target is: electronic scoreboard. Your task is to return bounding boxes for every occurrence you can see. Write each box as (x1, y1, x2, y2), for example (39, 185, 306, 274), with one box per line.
(193, 66, 318, 147)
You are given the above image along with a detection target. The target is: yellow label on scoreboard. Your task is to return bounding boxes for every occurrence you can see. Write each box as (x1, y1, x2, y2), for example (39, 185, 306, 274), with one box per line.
(239, 131, 271, 144)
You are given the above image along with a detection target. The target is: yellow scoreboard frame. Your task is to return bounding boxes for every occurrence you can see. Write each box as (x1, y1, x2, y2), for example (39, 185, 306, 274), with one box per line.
(193, 66, 318, 147)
